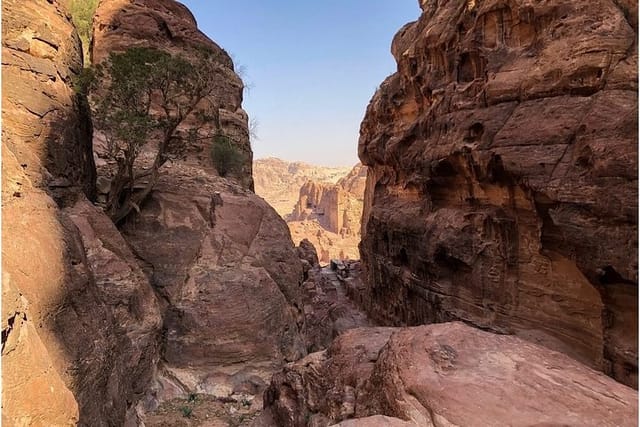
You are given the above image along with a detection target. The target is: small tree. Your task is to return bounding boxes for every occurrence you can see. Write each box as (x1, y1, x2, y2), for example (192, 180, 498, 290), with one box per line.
(83, 46, 234, 223)
(211, 133, 243, 177)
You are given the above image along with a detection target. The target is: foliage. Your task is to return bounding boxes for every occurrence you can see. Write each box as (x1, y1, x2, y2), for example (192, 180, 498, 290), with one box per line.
(85, 46, 231, 223)
(211, 134, 244, 177)
(180, 406, 193, 418)
(68, 0, 99, 65)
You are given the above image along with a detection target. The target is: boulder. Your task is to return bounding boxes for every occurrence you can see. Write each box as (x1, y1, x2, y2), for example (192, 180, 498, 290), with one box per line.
(265, 322, 638, 427)
(120, 162, 306, 406)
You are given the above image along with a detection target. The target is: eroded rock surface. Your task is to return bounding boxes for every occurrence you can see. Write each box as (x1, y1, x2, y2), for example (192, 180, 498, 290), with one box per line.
(254, 158, 353, 217)
(119, 162, 307, 415)
(92, 0, 253, 189)
(288, 164, 367, 263)
(265, 322, 638, 427)
(358, 0, 638, 386)
(2, 1, 162, 425)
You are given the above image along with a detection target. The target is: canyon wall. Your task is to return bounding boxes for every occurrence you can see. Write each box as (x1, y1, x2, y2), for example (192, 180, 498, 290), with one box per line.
(2, 1, 162, 425)
(358, 0, 638, 387)
(91, 0, 308, 421)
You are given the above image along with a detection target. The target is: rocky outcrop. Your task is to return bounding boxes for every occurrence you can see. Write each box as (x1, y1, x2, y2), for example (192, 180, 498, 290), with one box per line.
(265, 322, 638, 427)
(358, 0, 638, 386)
(2, 1, 162, 425)
(254, 157, 353, 217)
(287, 164, 367, 263)
(92, 0, 253, 189)
(295, 244, 371, 352)
(89, 1, 312, 423)
(120, 164, 306, 410)
(290, 164, 366, 237)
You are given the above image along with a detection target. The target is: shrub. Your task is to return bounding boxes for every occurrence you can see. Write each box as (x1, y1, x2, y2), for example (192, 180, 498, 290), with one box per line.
(211, 134, 243, 177)
(180, 406, 193, 418)
(84, 46, 228, 223)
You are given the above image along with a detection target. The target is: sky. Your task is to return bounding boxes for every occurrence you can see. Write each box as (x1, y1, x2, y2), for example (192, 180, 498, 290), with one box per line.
(179, 0, 420, 167)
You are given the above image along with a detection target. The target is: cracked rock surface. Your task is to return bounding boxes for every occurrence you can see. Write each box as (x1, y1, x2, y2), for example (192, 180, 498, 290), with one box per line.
(358, 0, 638, 387)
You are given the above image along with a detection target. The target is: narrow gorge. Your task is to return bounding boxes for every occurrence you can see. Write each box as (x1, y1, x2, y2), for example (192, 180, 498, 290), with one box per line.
(2, 1, 638, 426)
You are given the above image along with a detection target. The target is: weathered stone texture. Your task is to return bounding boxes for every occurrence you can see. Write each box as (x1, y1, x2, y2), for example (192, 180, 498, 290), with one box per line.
(288, 164, 367, 262)
(358, 0, 638, 387)
(2, 2, 162, 425)
(92, 0, 253, 189)
(265, 322, 638, 427)
(120, 163, 306, 408)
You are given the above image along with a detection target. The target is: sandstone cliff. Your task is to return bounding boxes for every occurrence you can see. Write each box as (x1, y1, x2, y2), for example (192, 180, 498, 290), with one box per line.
(90, 0, 308, 423)
(287, 163, 367, 263)
(358, 0, 638, 387)
(92, 0, 253, 189)
(2, 1, 162, 425)
(254, 157, 353, 216)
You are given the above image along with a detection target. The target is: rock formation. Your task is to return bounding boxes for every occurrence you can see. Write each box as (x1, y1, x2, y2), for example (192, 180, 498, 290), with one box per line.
(90, 0, 308, 422)
(288, 163, 367, 263)
(92, 0, 253, 189)
(358, 0, 638, 387)
(264, 322, 638, 427)
(121, 165, 307, 409)
(2, 1, 162, 425)
(254, 157, 353, 217)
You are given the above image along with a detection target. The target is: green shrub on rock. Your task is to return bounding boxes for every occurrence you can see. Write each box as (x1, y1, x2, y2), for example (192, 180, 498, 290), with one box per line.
(211, 134, 243, 177)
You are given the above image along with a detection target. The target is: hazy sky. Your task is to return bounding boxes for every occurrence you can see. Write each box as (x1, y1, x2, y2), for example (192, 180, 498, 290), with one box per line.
(179, 1, 420, 166)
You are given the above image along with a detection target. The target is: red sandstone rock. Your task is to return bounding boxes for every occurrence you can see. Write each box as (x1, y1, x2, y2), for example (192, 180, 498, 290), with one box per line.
(120, 163, 307, 410)
(92, 0, 253, 189)
(254, 158, 353, 217)
(3, 1, 168, 425)
(288, 163, 367, 263)
(265, 322, 639, 427)
(358, 0, 638, 387)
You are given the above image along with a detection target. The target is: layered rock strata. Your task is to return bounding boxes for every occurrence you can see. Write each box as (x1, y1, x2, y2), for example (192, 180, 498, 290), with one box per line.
(264, 322, 638, 427)
(2, 0, 162, 425)
(92, 0, 253, 189)
(358, 0, 638, 386)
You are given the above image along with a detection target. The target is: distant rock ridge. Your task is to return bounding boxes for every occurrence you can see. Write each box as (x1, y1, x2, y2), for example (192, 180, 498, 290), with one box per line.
(254, 158, 367, 263)
(358, 0, 638, 388)
(254, 157, 354, 216)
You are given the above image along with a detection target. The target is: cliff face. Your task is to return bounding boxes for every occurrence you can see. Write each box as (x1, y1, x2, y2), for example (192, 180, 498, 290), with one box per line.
(288, 164, 367, 262)
(254, 157, 353, 216)
(2, 1, 162, 425)
(92, 0, 253, 189)
(91, 0, 307, 420)
(358, 0, 637, 387)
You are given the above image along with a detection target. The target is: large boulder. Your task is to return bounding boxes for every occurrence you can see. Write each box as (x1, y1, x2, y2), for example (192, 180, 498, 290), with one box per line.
(120, 162, 306, 407)
(265, 322, 638, 427)
(358, 0, 637, 386)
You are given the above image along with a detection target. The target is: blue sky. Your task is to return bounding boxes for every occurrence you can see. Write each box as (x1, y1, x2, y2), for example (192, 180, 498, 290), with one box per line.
(179, 1, 420, 166)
